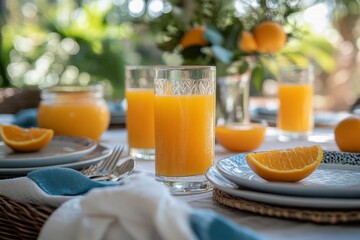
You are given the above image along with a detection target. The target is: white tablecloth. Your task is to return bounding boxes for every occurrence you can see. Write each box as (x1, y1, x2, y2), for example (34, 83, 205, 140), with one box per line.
(101, 127, 360, 240)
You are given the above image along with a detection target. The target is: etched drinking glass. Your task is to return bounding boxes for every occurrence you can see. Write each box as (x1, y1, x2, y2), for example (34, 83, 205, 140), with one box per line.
(154, 66, 216, 194)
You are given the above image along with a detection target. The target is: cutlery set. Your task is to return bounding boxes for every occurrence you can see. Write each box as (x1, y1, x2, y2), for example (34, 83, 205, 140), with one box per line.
(0, 135, 136, 181)
(83, 145, 136, 182)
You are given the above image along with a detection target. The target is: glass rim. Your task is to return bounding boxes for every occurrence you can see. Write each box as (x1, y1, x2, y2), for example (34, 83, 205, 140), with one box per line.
(279, 65, 313, 72)
(125, 65, 154, 70)
(41, 84, 104, 94)
(154, 65, 216, 71)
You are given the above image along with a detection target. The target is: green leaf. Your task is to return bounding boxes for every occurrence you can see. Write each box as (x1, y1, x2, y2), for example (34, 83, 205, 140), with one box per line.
(223, 24, 243, 49)
(211, 45, 234, 64)
(204, 25, 223, 45)
(251, 64, 264, 91)
(181, 46, 205, 59)
(238, 60, 249, 74)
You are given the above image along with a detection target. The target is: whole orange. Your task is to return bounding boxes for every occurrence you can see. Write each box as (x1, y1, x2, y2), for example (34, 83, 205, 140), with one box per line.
(180, 26, 208, 49)
(238, 31, 257, 53)
(334, 116, 360, 153)
(253, 21, 287, 53)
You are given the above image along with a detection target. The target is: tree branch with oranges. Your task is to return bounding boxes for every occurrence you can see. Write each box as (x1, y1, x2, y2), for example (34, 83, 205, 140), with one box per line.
(145, 0, 335, 90)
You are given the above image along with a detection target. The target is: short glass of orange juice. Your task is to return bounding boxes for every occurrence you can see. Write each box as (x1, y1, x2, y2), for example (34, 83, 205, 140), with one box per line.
(37, 84, 110, 141)
(154, 66, 216, 194)
(277, 65, 314, 141)
(125, 66, 155, 160)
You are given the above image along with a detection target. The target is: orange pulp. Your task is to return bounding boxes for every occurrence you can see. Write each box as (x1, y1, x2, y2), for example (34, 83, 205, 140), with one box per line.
(215, 123, 266, 152)
(277, 84, 313, 132)
(155, 94, 215, 177)
(126, 89, 155, 149)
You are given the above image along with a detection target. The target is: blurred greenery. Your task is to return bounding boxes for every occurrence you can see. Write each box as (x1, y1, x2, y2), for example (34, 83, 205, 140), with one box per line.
(0, 0, 162, 99)
(0, 0, 347, 100)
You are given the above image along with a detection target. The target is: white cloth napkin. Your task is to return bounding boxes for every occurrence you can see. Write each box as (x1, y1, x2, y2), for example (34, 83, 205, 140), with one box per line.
(1, 169, 261, 240)
(0, 176, 71, 207)
(39, 174, 196, 240)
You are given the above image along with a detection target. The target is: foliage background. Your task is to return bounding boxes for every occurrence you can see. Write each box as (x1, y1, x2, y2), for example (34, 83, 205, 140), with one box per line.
(0, 0, 162, 99)
(143, 0, 336, 96)
(0, 0, 359, 110)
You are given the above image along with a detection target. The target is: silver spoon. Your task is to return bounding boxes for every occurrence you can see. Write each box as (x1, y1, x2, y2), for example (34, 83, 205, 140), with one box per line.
(89, 157, 135, 181)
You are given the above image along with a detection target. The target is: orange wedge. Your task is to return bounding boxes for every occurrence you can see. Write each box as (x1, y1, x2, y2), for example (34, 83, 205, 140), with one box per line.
(246, 145, 323, 182)
(0, 125, 54, 152)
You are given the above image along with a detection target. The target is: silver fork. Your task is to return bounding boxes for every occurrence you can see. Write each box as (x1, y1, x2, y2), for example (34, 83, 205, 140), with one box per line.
(84, 145, 124, 178)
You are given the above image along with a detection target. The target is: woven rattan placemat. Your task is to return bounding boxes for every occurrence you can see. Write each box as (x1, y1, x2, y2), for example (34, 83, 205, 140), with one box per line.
(0, 195, 54, 240)
(213, 188, 360, 224)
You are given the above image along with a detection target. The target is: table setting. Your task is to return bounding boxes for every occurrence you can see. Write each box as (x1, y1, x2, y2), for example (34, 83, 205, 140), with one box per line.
(0, 64, 360, 240)
(0, 120, 360, 239)
(0, 147, 261, 240)
(207, 150, 360, 223)
(0, 103, 262, 240)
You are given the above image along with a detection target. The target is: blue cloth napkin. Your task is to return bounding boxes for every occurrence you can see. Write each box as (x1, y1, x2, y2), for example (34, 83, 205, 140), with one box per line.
(27, 168, 117, 196)
(191, 210, 261, 240)
(12, 108, 38, 127)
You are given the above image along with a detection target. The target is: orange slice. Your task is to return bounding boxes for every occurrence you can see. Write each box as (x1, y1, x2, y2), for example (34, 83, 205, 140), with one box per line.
(246, 145, 323, 182)
(0, 125, 54, 152)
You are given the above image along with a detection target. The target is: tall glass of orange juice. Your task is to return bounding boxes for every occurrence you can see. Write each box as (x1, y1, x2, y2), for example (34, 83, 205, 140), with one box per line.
(37, 84, 110, 141)
(125, 66, 155, 160)
(277, 66, 314, 141)
(154, 66, 216, 194)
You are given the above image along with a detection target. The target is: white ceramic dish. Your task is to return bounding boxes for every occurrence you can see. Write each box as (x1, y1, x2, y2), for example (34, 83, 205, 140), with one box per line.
(216, 151, 360, 198)
(0, 144, 111, 176)
(206, 166, 360, 209)
(0, 136, 97, 168)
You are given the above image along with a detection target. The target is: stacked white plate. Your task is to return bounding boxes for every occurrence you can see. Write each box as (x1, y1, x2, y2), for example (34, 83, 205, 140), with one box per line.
(206, 151, 360, 209)
(0, 136, 111, 176)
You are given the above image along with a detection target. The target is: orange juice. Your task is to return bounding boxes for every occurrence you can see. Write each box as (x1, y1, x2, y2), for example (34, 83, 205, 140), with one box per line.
(37, 93, 110, 141)
(277, 84, 313, 132)
(155, 94, 215, 177)
(215, 123, 266, 152)
(126, 88, 155, 149)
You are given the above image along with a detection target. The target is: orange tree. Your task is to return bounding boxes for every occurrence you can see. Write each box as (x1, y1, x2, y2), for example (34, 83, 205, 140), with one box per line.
(145, 0, 335, 92)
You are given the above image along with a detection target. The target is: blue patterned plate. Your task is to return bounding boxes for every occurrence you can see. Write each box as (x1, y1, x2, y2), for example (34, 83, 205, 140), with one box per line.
(206, 166, 360, 209)
(216, 151, 360, 198)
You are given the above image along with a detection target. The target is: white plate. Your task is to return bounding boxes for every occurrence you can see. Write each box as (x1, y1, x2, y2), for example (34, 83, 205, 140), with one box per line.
(206, 166, 360, 209)
(216, 151, 360, 198)
(0, 136, 97, 168)
(0, 144, 111, 176)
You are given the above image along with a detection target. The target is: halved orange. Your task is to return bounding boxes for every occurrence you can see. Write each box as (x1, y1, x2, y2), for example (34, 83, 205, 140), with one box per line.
(246, 145, 323, 182)
(0, 125, 54, 152)
(215, 123, 266, 152)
